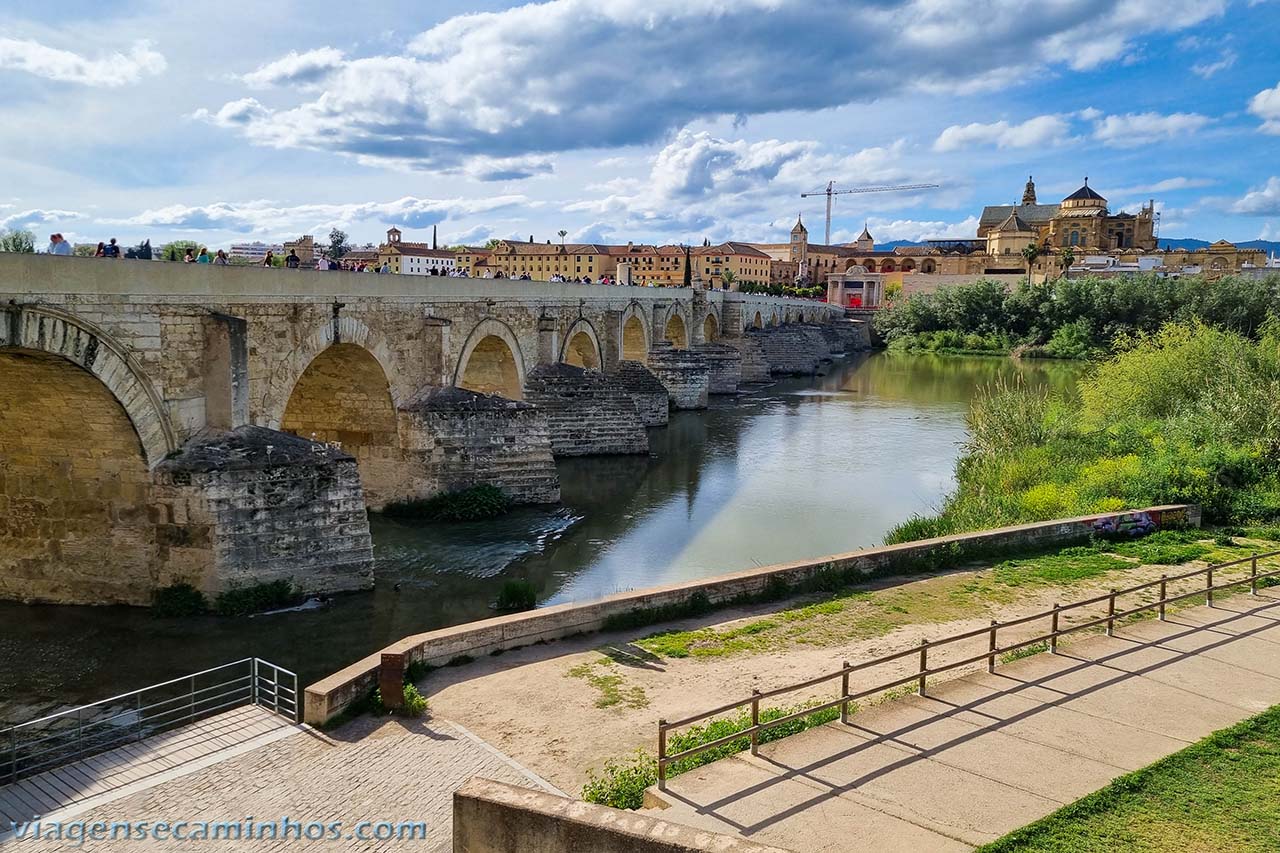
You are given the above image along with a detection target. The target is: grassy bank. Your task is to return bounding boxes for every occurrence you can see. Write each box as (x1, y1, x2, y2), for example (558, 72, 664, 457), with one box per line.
(875, 274, 1280, 359)
(887, 321, 1280, 543)
(979, 705, 1280, 853)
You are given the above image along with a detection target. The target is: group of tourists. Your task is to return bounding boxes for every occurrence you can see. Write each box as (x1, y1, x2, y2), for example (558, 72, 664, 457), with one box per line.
(45, 234, 125, 257)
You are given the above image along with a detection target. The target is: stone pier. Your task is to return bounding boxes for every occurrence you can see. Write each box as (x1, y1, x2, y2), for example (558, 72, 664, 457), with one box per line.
(646, 343, 711, 410)
(522, 363, 648, 456)
(397, 387, 561, 505)
(696, 343, 744, 395)
(612, 361, 670, 426)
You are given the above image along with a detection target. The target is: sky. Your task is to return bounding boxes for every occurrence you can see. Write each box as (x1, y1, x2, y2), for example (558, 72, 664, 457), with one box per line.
(2, 0, 1279, 250)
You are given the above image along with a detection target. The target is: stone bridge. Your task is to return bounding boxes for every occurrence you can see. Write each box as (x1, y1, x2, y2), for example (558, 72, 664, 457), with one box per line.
(0, 254, 866, 607)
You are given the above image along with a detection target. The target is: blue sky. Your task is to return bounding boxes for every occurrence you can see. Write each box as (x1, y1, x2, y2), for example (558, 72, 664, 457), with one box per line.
(2, 0, 1278, 249)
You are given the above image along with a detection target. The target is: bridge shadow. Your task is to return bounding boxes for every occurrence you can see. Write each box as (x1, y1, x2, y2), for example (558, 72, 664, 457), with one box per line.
(658, 593, 1280, 837)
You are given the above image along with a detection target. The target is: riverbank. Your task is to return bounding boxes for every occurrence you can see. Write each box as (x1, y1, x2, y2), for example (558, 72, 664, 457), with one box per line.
(417, 526, 1280, 796)
(0, 353, 1082, 721)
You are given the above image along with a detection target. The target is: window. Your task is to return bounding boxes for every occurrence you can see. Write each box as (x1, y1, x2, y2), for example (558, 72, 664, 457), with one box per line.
(1070, 231, 1080, 246)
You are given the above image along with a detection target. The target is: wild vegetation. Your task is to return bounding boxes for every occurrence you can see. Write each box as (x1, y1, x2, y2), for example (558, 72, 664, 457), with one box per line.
(875, 274, 1280, 358)
(979, 705, 1280, 852)
(381, 484, 513, 522)
(886, 321, 1280, 543)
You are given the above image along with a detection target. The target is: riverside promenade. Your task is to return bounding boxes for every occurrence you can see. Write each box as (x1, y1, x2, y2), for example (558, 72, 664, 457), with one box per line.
(647, 591, 1280, 851)
(3, 591, 1277, 852)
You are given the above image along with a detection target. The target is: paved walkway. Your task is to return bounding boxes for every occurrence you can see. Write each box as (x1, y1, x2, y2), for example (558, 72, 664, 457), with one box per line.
(650, 592, 1280, 852)
(1, 715, 557, 852)
(0, 705, 295, 828)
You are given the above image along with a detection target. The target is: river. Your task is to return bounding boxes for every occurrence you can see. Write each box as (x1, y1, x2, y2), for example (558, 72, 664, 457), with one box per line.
(0, 352, 1084, 716)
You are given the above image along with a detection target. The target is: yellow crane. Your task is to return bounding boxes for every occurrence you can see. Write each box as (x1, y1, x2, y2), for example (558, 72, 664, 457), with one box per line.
(800, 181, 940, 245)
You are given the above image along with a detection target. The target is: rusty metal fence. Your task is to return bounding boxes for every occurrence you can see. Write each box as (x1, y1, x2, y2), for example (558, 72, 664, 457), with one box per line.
(657, 548, 1280, 789)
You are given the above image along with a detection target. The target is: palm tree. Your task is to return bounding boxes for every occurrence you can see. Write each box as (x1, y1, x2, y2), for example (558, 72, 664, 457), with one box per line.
(558, 229, 567, 246)
(1021, 242, 1041, 282)
(720, 270, 736, 290)
(1059, 246, 1075, 276)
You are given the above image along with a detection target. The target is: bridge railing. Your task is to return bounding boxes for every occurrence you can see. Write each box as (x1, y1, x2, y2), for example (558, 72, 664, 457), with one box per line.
(657, 547, 1280, 789)
(2, 658, 297, 784)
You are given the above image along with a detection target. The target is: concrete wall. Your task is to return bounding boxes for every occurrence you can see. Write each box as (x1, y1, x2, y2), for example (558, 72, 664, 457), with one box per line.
(453, 778, 794, 853)
(303, 504, 1199, 724)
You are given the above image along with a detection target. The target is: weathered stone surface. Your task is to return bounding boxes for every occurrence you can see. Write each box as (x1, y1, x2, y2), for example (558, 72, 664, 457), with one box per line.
(722, 335, 772, 384)
(0, 256, 845, 604)
(522, 363, 648, 457)
(611, 361, 669, 426)
(755, 325, 831, 375)
(646, 343, 711, 410)
(820, 319, 872, 353)
(398, 387, 561, 505)
(696, 342, 744, 395)
(154, 426, 374, 597)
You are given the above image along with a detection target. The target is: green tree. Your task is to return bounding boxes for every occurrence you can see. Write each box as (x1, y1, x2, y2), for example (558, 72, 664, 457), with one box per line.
(73, 243, 98, 257)
(160, 240, 199, 262)
(1021, 242, 1041, 281)
(1059, 246, 1075, 275)
(484, 238, 501, 250)
(719, 269, 736, 289)
(327, 228, 350, 260)
(0, 228, 35, 253)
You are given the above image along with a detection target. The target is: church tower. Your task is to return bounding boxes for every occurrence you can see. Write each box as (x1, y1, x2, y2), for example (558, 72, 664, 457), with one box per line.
(790, 214, 809, 265)
(854, 222, 874, 253)
(1022, 175, 1037, 206)
(386, 226, 402, 245)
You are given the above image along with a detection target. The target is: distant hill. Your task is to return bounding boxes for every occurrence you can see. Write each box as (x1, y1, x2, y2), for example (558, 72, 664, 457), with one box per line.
(1157, 238, 1280, 254)
(876, 238, 1279, 254)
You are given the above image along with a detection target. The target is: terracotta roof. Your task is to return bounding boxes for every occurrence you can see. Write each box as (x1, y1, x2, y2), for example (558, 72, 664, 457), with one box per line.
(994, 211, 1034, 233)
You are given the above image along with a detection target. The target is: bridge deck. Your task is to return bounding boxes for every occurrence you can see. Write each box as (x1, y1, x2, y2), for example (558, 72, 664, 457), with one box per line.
(649, 592, 1280, 851)
(0, 705, 298, 827)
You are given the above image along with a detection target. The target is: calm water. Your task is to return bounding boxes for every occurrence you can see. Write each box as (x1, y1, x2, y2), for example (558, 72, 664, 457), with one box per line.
(0, 352, 1084, 713)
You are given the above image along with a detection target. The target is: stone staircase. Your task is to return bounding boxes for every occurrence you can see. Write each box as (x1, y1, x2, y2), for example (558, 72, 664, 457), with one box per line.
(523, 363, 649, 456)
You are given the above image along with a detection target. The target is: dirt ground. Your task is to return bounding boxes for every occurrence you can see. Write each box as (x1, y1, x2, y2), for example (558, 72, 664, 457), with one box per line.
(418, 538, 1278, 795)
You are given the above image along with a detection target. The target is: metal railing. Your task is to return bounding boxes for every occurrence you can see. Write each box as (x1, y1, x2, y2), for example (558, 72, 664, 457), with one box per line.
(3, 658, 297, 785)
(657, 548, 1280, 789)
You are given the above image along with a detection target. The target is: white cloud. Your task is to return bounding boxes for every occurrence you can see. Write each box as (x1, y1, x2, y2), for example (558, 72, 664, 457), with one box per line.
(1091, 112, 1212, 147)
(240, 47, 345, 88)
(854, 216, 981, 243)
(933, 116, 1070, 152)
(567, 129, 926, 238)
(193, 0, 1228, 170)
(101, 195, 527, 236)
(1231, 177, 1280, 216)
(1249, 82, 1280, 134)
(0, 37, 165, 86)
(0, 208, 81, 230)
(1108, 177, 1214, 195)
(1191, 48, 1236, 78)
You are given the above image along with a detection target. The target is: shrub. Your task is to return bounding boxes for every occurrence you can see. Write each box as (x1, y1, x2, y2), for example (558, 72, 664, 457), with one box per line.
(152, 583, 208, 617)
(370, 683, 430, 718)
(213, 579, 295, 617)
(381, 485, 512, 522)
(495, 579, 537, 612)
(581, 750, 656, 810)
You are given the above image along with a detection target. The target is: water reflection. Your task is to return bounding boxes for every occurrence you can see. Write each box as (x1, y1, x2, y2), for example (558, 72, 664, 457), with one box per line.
(0, 352, 1083, 712)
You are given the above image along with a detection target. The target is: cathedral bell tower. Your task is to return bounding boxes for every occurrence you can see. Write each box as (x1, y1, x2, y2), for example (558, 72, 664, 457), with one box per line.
(790, 214, 809, 265)
(1022, 175, 1037, 206)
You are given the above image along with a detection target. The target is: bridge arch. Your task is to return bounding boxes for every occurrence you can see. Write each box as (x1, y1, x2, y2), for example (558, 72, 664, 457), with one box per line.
(752, 310, 763, 329)
(662, 302, 692, 349)
(264, 316, 401, 430)
(620, 303, 651, 363)
(280, 342, 402, 510)
(0, 345, 160, 604)
(560, 318, 602, 370)
(454, 318, 527, 400)
(1, 305, 176, 466)
(702, 311, 719, 342)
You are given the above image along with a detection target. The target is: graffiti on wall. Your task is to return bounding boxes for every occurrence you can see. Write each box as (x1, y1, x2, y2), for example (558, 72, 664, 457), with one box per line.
(1091, 510, 1157, 539)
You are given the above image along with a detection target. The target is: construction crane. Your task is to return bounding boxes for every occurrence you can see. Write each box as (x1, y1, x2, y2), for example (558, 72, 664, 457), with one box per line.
(800, 181, 941, 245)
